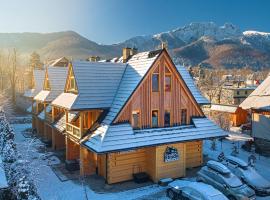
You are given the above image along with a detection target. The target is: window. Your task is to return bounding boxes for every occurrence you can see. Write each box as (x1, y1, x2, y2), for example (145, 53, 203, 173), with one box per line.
(152, 74, 159, 92)
(70, 77, 76, 90)
(236, 91, 240, 95)
(181, 109, 187, 125)
(152, 110, 159, 127)
(165, 67, 172, 92)
(165, 74, 172, 92)
(245, 90, 248, 95)
(164, 110, 170, 127)
(132, 111, 140, 129)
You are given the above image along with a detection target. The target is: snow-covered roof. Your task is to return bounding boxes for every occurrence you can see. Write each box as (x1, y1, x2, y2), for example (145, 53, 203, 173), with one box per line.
(34, 67, 68, 102)
(23, 69, 45, 98)
(103, 50, 161, 124)
(211, 104, 238, 113)
(169, 180, 222, 197)
(207, 160, 230, 174)
(84, 117, 227, 153)
(226, 156, 248, 168)
(176, 65, 209, 105)
(0, 155, 8, 189)
(240, 75, 270, 109)
(52, 61, 126, 110)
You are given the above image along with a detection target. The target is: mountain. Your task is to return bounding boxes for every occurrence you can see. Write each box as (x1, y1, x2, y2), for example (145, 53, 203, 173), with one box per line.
(0, 31, 121, 59)
(120, 22, 270, 70)
(1, 22, 270, 70)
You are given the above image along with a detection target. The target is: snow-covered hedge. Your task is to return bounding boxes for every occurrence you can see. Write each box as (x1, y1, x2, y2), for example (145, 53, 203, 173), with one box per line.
(0, 110, 40, 200)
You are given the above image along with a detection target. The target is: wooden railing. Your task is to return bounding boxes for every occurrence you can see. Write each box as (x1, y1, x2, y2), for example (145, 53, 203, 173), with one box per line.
(66, 123, 81, 138)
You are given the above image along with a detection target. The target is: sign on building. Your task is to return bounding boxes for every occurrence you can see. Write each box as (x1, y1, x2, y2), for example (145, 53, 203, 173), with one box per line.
(164, 147, 179, 162)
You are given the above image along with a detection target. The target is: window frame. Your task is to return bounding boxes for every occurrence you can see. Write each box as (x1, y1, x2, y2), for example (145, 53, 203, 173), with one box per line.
(151, 110, 159, 128)
(152, 73, 160, 92)
(164, 66, 172, 92)
(181, 108, 187, 125)
(132, 110, 141, 129)
(164, 110, 171, 127)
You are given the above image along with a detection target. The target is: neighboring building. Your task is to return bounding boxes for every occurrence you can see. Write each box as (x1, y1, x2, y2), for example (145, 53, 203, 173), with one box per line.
(23, 69, 45, 130)
(240, 75, 270, 154)
(221, 86, 256, 105)
(52, 48, 226, 184)
(210, 104, 248, 127)
(33, 66, 68, 144)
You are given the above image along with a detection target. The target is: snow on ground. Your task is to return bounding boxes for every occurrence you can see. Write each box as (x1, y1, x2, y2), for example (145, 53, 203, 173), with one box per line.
(11, 115, 166, 200)
(10, 115, 270, 200)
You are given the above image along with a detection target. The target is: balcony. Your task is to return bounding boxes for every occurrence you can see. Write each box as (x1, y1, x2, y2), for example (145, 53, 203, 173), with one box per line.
(66, 123, 88, 139)
(66, 123, 81, 138)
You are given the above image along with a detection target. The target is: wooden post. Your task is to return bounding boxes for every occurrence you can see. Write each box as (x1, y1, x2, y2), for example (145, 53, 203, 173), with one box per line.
(79, 112, 83, 138)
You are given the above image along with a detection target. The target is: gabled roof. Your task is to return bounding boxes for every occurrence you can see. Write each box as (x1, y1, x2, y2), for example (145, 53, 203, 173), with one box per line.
(84, 117, 227, 153)
(52, 61, 126, 110)
(48, 57, 69, 67)
(24, 69, 45, 98)
(240, 75, 270, 109)
(176, 65, 209, 105)
(34, 67, 68, 102)
(103, 50, 161, 124)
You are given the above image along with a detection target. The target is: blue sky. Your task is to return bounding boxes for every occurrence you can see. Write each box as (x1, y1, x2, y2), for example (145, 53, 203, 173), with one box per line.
(0, 0, 269, 44)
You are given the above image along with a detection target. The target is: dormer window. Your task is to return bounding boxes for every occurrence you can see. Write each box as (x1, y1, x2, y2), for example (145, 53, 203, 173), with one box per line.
(152, 67, 159, 92)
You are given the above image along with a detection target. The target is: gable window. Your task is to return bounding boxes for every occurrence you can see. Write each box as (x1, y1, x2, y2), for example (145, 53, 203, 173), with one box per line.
(165, 67, 172, 92)
(132, 111, 140, 129)
(165, 74, 172, 92)
(44, 79, 50, 90)
(70, 76, 76, 90)
(181, 109, 187, 125)
(152, 74, 159, 92)
(164, 110, 171, 127)
(152, 110, 159, 128)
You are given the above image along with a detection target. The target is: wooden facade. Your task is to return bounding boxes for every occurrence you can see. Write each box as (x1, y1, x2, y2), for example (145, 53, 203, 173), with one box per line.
(115, 51, 203, 128)
(31, 49, 213, 185)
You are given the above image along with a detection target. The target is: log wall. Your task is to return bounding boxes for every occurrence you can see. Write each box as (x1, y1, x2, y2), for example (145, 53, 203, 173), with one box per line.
(185, 141, 203, 168)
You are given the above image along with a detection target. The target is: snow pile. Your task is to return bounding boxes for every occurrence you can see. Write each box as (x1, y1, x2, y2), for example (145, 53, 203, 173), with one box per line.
(0, 109, 40, 200)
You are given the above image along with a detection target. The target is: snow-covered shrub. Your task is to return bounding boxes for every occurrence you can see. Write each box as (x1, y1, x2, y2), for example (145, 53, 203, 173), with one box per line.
(0, 110, 40, 200)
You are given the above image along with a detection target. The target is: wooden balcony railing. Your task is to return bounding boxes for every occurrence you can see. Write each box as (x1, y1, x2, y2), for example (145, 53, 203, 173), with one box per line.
(66, 123, 81, 138)
(66, 123, 89, 139)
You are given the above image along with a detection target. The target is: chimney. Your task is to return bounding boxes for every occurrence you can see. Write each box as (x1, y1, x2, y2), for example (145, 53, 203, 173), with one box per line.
(123, 47, 137, 63)
(88, 56, 100, 62)
(161, 42, 168, 50)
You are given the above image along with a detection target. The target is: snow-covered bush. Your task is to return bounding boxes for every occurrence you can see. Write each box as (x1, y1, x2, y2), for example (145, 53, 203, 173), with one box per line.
(0, 109, 40, 200)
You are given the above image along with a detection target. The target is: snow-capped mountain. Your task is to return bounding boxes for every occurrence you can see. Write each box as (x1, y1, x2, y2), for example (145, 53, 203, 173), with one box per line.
(1, 22, 270, 70)
(119, 22, 270, 70)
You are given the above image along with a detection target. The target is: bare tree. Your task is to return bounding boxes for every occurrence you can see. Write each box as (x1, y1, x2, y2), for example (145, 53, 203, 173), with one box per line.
(8, 48, 18, 104)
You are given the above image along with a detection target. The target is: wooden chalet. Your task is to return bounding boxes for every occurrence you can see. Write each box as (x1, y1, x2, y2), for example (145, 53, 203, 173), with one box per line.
(33, 66, 68, 143)
(52, 48, 226, 184)
(240, 75, 270, 154)
(210, 104, 248, 127)
(24, 69, 45, 131)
